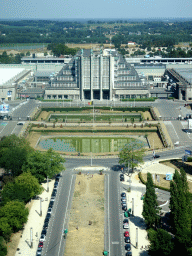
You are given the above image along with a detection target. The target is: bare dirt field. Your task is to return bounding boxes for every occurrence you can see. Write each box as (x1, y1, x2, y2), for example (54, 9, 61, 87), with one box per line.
(64, 174, 104, 256)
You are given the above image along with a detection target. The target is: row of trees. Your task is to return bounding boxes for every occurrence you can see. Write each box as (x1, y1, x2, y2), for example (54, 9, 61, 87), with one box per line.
(47, 43, 78, 57)
(0, 135, 65, 254)
(142, 169, 192, 255)
(0, 51, 24, 64)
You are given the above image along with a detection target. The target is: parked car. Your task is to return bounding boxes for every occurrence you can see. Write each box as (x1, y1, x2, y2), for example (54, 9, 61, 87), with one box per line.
(125, 236, 131, 243)
(47, 207, 52, 214)
(125, 244, 131, 251)
(123, 219, 129, 224)
(121, 199, 126, 204)
(46, 213, 51, 219)
(49, 201, 54, 207)
(38, 242, 44, 248)
(120, 177, 124, 181)
(123, 223, 129, 229)
(43, 222, 48, 229)
(121, 197, 126, 201)
(36, 247, 42, 255)
(124, 231, 130, 237)
(41, 229, 47, 236)
(121, 192, 126, 197)
(50, 197, 55, 201)
(39, 234, 46, 242)
(125, 251, 132, 256)
(122, 205, 127, 211)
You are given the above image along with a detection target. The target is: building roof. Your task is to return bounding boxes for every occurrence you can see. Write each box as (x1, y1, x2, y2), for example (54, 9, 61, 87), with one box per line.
(0, 68, 25, 86)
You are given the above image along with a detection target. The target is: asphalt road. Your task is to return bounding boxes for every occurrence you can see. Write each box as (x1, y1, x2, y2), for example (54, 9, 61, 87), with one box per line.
(42, 169, 76, 256)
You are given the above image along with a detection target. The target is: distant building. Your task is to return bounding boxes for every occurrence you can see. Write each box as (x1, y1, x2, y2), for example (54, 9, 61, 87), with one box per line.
(44, 49, 150, 101)
(128, 41, 136, 46)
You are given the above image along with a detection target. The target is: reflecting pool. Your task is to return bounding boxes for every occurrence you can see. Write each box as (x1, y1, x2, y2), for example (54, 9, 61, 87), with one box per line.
(38, 137, 148, 153)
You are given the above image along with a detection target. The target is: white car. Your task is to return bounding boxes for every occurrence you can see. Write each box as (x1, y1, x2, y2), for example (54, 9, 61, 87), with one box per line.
(39, 234, 46, 242)
(50, 197, 55, 201)
(123, 223, 129, 229)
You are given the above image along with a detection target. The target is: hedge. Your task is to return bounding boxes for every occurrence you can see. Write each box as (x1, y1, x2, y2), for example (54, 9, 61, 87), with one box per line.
(30, 129, 157, 133)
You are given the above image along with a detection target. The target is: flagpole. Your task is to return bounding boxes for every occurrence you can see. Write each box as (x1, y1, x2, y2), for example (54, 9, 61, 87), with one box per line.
(93, 102, 94, 126)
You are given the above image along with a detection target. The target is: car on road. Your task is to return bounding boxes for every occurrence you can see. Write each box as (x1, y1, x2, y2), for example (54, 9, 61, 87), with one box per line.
(41, 229, 47, 236)
(125, 236, 131, 243)
(120, 177, 124, 181)
(122, 205, 127, 211)
(49, 201, 54, 207)
(125, 243, 131, 251)
(123, 223, 129, 229)
(43, 222, 48, 229)
(123, 219, 129, 224)
(36, 247, 42, 255)
(121, 196, 126, 201)
(125, 251, 132, 256)
(38, 242, 44, 248)
(46, 213, 51, 219)
(121, 199, 126, 204)
(124, 231, 130, 237)
(153, 154, 160, 159)
(47, 207, 52, 214)
(39, 234, 46, 242)
(121, 192, 126, 197)
(50, 197, 55, 201)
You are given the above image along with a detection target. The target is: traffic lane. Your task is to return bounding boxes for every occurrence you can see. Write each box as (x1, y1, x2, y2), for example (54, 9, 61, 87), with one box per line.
(11, 100, 37, 119)
(44, 170, 75, 256)
(109, 171, 123, 256)
(64, 158, 119, 170)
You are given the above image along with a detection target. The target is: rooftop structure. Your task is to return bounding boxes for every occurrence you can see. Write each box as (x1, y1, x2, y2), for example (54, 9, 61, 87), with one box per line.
(45, 49, 150, 101)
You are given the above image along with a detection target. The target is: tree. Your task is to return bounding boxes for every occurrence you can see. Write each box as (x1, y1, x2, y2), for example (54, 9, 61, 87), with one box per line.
(0, 218, 12, 241)
(142, 172, 160, 228)
(22, 148, 65, 183)
(169, 169, 192, 248)
(0, 236, 7, 255)
(0, 201, 29, 233)
(1, 172, 43, 204)
(26, 51, 30, 56)
(118, 140, 144, 172)
(148, 228, 174, 256)
(0, 135, 34, 177)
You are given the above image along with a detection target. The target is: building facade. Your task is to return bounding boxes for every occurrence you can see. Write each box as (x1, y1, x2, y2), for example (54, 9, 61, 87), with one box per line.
(45, 49, 150, 100)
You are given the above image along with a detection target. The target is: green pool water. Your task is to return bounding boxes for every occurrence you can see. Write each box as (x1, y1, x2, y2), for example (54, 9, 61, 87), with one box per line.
(38, 137, 147, 153)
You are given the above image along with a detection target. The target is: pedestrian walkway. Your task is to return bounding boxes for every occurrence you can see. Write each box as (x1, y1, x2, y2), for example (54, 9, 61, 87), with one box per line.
(122, 161, 176, 256)
(15, 180, 55, 256)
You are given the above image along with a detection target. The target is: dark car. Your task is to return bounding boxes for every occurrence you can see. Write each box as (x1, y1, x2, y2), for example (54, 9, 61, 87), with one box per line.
(46, 213, 51, 219)
(43, 222, 48, 229)
(123, 219, 129, 224)
(49, 201, 54, 207)
(55, 181, 59, 186)
(122, 205, 127, 211)
(121, 192, 126, 197)
(125, 243, 131, 251)
(125, 236, 131, 243)
(125, 252, 132, 256)
(41, 229, 47, 236)
(153, 154, 160, 159)
(120, 177, 124, 181)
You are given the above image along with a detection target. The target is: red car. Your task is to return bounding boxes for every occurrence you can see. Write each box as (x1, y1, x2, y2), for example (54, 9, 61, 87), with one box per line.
(124, 231, 130, 237)
(38, 242, 44, 248)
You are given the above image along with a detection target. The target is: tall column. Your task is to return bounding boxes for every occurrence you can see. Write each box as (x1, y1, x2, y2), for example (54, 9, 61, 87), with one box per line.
(90, 52, 93, 101)
(80, 55, 84, 100)
(100, 54, 103, 100)
(109, 54, 113, 100)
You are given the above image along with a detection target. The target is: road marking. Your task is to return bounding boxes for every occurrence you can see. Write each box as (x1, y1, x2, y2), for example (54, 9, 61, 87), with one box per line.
(108, 174, 110, 256)
(112, 241, 119, 244)
(57, 174, 74, 256)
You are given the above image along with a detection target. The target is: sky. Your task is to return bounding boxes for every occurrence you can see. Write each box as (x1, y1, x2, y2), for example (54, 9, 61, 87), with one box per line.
(0, 0, 192, 20)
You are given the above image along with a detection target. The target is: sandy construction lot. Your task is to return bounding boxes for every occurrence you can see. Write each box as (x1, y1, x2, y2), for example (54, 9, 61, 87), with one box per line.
(64, 174, 104, 256)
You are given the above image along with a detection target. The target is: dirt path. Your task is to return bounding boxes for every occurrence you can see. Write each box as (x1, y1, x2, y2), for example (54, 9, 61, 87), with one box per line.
(64, 174, 104, 256)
